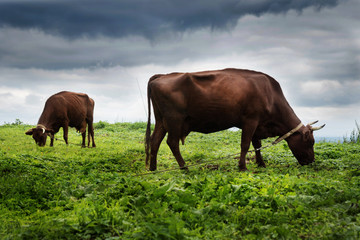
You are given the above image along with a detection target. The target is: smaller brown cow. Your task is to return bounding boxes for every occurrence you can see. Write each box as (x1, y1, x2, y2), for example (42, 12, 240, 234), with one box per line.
(26, 91, 96, 147)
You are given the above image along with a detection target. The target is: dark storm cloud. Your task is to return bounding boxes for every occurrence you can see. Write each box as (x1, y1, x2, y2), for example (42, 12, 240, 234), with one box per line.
(0, 0, 339, 39)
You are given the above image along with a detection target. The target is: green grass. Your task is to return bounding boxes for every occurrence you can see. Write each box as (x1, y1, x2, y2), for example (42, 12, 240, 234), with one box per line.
(1, 122, 360, 239)
(344, 121, 360, 144)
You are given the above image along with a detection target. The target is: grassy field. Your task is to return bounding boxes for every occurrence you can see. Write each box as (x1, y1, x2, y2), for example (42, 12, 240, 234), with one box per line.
(1, 122, 360, 239)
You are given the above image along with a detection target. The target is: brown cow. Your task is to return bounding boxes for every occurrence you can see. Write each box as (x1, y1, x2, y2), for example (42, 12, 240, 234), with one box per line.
(145, 68, 324, 171)
(26, 91, 96, 147)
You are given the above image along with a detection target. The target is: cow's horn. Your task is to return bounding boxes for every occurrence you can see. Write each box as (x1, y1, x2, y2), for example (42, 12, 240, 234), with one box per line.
(308, 120, 319, 126)
(37, 124, 46, 134)
(311, 124, 325, 131)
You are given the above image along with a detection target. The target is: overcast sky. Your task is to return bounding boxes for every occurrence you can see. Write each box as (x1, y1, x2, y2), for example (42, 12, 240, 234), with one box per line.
(0, 0, 359, 138)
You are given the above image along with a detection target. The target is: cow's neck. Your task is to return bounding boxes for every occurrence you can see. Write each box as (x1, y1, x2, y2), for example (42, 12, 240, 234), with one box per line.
(37, 114, 57, 132)
(37, 118, 51, 130)
(275, 108, 302, 136)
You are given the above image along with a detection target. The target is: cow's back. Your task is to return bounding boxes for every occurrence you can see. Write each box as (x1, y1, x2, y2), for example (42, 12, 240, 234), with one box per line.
(40, 91, 94, 131)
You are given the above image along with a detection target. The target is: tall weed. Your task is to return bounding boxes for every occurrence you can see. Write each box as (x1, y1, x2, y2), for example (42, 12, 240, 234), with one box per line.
(343, 121, 360, 143)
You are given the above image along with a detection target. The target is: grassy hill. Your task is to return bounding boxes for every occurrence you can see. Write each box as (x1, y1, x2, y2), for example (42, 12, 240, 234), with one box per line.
(1, 122, 360, 239)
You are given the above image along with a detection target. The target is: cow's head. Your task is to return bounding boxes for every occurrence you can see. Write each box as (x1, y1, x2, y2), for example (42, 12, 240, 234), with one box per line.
(25, 125, 54, 146)
(286, 121, 325, 165)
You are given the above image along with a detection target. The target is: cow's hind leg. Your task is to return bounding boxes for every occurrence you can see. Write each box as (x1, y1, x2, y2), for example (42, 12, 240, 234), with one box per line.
(87, 121, 96, 147)
(149, 121, 166, 171)
(167, 133, 187, 170)
(166, 120, 187, 170)
(252, 138, 266, 168)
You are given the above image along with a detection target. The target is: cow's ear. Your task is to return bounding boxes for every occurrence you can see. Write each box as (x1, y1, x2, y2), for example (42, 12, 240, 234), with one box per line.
(25, 128, 34, 135)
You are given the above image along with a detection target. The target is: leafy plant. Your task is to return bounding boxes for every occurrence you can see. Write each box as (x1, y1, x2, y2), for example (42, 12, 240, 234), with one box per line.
(1, 123, 360, 239)
(3, 118, 23, 126)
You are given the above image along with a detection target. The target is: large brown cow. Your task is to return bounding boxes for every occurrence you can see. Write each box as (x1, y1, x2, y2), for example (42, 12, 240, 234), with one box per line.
(145, 68, 324, 171)
(26, 91, 96, 147)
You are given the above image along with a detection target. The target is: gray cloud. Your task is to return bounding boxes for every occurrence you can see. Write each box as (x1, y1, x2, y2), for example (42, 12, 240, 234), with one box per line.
(0, 0, 347, 70)
(0, 0, 339, 40)
(291, 80, 360, 107)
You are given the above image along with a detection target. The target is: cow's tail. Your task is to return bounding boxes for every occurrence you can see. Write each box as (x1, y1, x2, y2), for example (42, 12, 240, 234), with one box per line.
(145, 80, 152, 170)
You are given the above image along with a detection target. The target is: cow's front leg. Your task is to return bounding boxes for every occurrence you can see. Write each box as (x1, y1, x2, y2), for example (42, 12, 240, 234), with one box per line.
(239, 142, 250, 171)
(63, 124, 69, 145)
(252, 138, 266, 168)
(81, 131, 86, 148)
(239, 122, 258, 171)
(50, 134, 54, 147)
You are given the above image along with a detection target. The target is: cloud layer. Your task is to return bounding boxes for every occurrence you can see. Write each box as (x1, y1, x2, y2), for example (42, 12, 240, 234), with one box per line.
(0, 0, 339, 40)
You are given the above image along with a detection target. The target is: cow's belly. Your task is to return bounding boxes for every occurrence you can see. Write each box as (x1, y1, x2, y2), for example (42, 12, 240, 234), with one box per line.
(192, 124, 233, 134)
(188, 115, 240, 134)
(69, 119, 87, 133)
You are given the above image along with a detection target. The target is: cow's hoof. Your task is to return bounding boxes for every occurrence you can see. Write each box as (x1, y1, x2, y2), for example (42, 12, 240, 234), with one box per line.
(149, 166, 157, 171)
(180, 166, 189, 171)
(239, 166, 248, 172)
